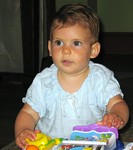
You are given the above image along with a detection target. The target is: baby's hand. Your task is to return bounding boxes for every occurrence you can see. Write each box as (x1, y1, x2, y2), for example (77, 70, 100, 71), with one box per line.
(96, 113, 124, 129)
(16, 129, 39, 149)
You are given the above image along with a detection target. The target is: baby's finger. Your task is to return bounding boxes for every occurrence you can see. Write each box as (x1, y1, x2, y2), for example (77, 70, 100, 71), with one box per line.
(35, 130, 40, 133)
(23, 129, 36, 141)
(16, 136, 28, 149)
(96, 114, 111, 126)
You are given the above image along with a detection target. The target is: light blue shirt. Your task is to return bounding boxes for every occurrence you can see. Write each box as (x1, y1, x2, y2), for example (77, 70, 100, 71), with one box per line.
(22, 61, 123, 138)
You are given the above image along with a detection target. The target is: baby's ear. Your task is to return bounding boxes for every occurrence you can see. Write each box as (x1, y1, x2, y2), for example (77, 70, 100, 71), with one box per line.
(48, 40, 52, 56)
(90, 42, 100, 59)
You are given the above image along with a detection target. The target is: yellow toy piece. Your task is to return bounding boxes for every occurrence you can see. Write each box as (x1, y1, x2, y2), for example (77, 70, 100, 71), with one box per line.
(26, 132, 51, 147)
(26, 132, 63, 150)
(83, 148, 93, 150)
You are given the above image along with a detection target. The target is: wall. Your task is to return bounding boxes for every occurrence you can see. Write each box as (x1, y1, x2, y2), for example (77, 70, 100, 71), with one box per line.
(97, 0, 133, 32)
(97, 0, 133, 54)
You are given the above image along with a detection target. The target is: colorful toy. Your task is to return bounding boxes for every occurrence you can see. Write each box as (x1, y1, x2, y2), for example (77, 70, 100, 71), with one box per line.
(73, 123, 118, 138)
(54, 124, 118, 150)
(26, 124, 119, 150)
(26, 132, 63, 150)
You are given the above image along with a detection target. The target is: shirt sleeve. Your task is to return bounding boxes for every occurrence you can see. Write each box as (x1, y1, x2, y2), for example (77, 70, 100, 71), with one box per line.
(22, 65, 57, 117)
(90, 62, 123, 111)
(22, 74, 47, 117)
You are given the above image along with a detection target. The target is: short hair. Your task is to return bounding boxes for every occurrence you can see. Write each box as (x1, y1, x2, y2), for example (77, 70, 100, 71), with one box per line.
(50, 3, 100, 44)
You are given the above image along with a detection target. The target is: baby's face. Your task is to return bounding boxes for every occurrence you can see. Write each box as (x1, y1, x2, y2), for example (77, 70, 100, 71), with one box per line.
(48, 24, 94, 75)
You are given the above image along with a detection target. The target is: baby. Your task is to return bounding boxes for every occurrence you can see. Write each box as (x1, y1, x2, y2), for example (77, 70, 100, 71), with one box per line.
(15, 3, 129, 149)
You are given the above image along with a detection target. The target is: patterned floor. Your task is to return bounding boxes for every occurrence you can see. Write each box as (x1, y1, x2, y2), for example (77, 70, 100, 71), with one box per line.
(120, 112, 133, 142)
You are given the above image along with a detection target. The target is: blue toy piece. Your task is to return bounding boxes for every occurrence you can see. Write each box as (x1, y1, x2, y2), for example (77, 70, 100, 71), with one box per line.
(114, 140, 124, 150)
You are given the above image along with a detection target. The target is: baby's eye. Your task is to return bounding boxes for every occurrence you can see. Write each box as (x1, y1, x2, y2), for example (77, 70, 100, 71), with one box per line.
(54, 40, 63, 46)
(73, 41, 82, 46)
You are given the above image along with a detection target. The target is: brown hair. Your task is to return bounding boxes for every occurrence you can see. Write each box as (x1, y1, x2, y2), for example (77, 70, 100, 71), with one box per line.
(50, 3, 100, 44)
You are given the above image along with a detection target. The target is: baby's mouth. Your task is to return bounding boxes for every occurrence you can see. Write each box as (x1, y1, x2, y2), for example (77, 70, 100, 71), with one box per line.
(62, 60, 73, 65)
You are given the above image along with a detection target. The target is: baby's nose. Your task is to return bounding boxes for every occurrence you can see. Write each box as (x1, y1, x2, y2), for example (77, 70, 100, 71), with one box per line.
(62, 45, 71, 54)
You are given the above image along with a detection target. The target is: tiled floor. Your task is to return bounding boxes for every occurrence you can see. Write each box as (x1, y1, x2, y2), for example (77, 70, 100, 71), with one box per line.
(0, 54, 133, 148)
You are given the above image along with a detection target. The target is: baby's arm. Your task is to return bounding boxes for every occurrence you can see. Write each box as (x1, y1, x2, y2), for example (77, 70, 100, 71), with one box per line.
(15, 103, 39, 149)
(97, 95, 129, 129)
